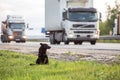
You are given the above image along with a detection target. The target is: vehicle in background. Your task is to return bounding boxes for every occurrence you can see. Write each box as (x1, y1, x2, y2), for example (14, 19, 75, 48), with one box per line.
(113, 12, 120, 35)
(45, 0, 101, 45)
(1, 15, 26, 43)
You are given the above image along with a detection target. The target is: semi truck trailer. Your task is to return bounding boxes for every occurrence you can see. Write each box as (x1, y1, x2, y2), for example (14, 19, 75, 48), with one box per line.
(45, 0, 100, 45)
(1, 15, 26, 43)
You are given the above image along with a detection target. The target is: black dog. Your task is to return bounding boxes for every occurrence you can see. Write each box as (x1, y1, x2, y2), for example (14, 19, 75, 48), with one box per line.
(36, 43, 51, 64)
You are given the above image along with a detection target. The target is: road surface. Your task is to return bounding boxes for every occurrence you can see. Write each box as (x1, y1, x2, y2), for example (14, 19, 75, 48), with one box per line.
(0, 42, 120, 63)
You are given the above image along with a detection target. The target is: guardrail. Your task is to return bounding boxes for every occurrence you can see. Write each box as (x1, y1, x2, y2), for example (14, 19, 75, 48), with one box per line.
(100, 35, 120, 40)
(26, 36, 49, 42)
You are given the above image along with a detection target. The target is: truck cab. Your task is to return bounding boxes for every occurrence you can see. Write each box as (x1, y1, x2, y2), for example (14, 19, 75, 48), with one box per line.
(1, 15, 26, 43)
(62, 8, 99, 44)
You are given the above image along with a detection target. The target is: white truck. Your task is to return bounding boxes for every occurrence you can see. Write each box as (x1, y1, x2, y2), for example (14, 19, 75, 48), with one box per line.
(113, 12, 120, 35)
(45, 0, 100, 45)
(1, 15, 26, 43)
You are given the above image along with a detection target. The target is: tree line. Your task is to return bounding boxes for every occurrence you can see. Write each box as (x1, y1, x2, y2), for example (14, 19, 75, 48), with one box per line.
(100, 0, 120, 35)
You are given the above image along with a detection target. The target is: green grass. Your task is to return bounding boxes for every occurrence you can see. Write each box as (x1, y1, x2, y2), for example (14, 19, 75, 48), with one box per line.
(0, 50, 120, 80)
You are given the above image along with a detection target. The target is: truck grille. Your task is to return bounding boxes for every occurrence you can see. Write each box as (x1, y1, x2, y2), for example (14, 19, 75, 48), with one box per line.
(13, 31, 22, 37)
(73, 24, 95, 28)
(74, 31, 94, 34)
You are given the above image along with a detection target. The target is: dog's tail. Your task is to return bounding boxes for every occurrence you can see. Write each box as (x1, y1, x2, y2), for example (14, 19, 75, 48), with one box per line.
(30, 63, 36, 66)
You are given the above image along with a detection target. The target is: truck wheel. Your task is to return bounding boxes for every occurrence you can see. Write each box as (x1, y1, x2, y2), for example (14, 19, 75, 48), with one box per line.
(90, 41, 96, 45)
(79, 41, 83, 45)
(64, 41, 69, 45)
(1, 35, 4, 42)
(21, 40, 26, 43)
(8, 41, 11, 43)
(16, 41, 20, 43)
(1, 35, 7, 43)
(74, 42, 78, 45)
(56, 41, 60, 44)
(22, 41, 26, 43)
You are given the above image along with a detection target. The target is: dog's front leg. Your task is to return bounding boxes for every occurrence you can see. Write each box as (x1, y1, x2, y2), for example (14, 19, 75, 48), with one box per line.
(44, 58, 48, 64)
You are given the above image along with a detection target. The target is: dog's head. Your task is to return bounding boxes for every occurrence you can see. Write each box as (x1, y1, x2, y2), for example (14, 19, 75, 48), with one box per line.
(40, 43, 51, 49)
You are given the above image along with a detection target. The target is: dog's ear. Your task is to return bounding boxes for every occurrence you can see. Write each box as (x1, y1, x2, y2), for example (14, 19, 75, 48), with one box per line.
(40, 43, 43, 45)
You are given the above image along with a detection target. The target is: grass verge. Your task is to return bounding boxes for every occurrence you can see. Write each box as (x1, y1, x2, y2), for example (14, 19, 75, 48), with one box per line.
(0, 50, 120, 80)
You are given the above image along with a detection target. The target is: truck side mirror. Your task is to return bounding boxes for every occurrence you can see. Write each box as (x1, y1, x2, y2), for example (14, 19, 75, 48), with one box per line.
(63, 12, 67, 20)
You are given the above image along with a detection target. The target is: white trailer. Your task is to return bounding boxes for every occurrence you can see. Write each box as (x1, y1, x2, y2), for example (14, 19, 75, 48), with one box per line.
(45, 0, 100, 45)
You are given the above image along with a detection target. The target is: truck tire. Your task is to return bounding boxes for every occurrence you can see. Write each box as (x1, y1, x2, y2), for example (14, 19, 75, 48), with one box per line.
(79, 41, 83, 45)
(1, 35, 4, 42)
(64, 41, 69, 45)
(22, 41, 26, 43)
(74, 41, 83, 45)
(20, 40, 26, 43)
(16, 41, 20, 43)
(74, 41, 78, 45)
(90, 41, 96, 45)
(56, 41, 60, 44)
(8, 41, 11, 43)
(1, 35, 8, 43)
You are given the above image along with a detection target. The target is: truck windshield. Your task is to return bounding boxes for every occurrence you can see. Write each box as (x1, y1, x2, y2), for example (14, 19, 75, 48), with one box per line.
(68, 12, 98, 22)
(10, 23, 25, 29)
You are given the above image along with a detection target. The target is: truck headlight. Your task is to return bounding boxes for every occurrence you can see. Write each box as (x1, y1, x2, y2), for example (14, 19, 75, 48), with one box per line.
(67, 30, 73, 37)
(22, 36, 26, 39)
(93, 34, 98, 38)
(69, 34, 73, 37)
(93, 30, 100, 38)
(95, 30, 100, 35)
(8, 35, 13, 39)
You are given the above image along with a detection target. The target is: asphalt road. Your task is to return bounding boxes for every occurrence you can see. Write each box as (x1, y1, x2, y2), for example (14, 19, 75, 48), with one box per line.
(4, 41, 120, 51)
(0, 41, 120, 62)
(0, 41, 120, 54)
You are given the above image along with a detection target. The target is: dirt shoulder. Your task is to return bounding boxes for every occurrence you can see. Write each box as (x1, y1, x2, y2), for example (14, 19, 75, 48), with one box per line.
(0, 43, 120, 64)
